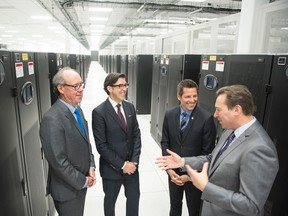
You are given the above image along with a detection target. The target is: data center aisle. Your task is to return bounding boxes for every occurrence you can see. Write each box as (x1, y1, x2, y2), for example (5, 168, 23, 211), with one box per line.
(77, 61, 189, 216)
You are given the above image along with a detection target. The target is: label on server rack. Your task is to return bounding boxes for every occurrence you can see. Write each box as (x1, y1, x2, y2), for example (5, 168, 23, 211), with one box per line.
(15, 62, 24, 78)
(215, 61, 225, 72)
(202, 61, 209, 70)
(28, 62, 34, 75)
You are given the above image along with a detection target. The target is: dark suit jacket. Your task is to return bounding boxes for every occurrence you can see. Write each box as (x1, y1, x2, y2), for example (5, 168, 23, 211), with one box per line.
(40, 100, 95, 202)
(161, 105, 216, 159)
(92, 99, 141, 180)
(184, 120, 279, 216)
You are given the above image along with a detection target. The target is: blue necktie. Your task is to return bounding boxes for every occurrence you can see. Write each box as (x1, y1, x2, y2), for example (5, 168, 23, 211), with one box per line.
(74, 108, 86, 137)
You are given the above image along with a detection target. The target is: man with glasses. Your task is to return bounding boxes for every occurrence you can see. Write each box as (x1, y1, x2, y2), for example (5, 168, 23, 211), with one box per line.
(92, 72, 141, 216)
(40, 67, 96, 216)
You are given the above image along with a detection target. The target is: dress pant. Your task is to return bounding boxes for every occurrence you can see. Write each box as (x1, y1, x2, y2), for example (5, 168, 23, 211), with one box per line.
(53, 189, 87, 216)
(102, 171, 140, 216)
(168, 174, 201, 216)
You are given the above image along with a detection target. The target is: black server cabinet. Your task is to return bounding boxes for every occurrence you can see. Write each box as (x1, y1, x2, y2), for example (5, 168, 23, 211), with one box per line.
(48, 53, 63, 105)
(108, 55, 112, 73)
(62, 53, 69, 67)
(155, 55, 170, 144)
(127, 55, 153, 114)
(127, 55, 136, 104)
(0, 51, 30, 216)
(182, 54, 202, 84)
(165, 55, 182, 109)
(114, 55, 121, 73)
(198, 55, 227, 140)
(34, 52, 51, 119)
(34, 52, 56, 216)
(150, 55, 161, 143)
(198, 55, 227, 115)
(76, 55, 82, 78)
(120, 55, 128, 77)
(69, 54, 77, 70)
(263, 55, 288, 216)
(11, 52, 48, 216)
(224, 55, 274, 124)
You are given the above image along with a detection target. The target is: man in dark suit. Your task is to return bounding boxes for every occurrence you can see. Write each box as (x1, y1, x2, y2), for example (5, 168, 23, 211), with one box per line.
(92, 72, 141, 216)
(40, 67, 96, 216)
(161, 79, 216, 216)
(157, 85, 279, 216)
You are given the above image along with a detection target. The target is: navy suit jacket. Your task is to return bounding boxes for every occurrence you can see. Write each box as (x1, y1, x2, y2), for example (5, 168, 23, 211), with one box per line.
(92, 99, 141, 180)
(161, 105, 216, 159)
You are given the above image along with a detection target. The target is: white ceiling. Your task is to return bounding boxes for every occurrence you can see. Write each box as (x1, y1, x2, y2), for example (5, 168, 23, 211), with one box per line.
(0, 0, 241, 53)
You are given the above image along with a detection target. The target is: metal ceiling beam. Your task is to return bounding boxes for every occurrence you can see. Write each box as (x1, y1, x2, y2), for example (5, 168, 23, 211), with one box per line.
(35, 0, 89, 49)
(65, 0, 241, 13)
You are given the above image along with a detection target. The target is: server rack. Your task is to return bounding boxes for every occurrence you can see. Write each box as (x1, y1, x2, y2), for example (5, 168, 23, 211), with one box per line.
(224, 55, 274, 124)
(114, 55, 121, 73)
(198, 55, 227, 140)
(127, 55, 153, 114)
(48, 53, 64, 105)
(0, 51, 30, 216)
(182, 54, 202, 83)
(150, 55, 161, 143)
(127, 55, 136, 104)
(34, 52, 55, 216)
(263, 55, 288, 216)
(120, 55, 128, 77)
(11, 51, 48, 216)
(34, 52, 51, 119)
(68, 54, 77, 70)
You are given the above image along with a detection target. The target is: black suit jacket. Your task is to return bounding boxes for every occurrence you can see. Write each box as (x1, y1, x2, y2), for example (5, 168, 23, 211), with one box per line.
(92, 99, 141, 180)
(161, 105, 216, 159)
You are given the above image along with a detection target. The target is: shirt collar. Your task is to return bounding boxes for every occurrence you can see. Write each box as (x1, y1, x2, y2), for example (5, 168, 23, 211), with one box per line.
(180, 106, 193, 116)
(59, 98, 77, 113)
(108, 97, 122, 108)
(234, 117, 256, 138)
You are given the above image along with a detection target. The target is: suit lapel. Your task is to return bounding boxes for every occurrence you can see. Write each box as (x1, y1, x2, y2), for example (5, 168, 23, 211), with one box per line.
(209, 121, 260, 175)
(56, 100, 89, 141)
(106, 99, 128, 133)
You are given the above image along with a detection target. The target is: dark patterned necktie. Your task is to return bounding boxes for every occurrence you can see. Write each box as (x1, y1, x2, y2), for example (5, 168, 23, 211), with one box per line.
(116, 104, 127, 130)
(213, 131, 235, 164)
(180, 112, 187, 130)
(74, 108, 86, 137)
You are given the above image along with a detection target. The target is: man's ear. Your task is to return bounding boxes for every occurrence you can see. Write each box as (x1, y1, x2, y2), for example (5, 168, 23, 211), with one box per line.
(57, 85, 64, 94)
(234, 104, 242, 116)
(177, 94, 181, 101)
(107, 86, 112, 93)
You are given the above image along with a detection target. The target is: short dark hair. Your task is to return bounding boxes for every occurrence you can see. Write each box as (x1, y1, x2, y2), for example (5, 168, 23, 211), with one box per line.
(177, 79, 198, 97)
(216, 85, 255, 116)
(103, 72, 127, 95)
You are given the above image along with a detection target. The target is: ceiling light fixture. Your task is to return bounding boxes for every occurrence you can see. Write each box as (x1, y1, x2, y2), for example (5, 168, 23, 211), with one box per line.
(89, 7, 112, 12)
(181, 0, 206, 2)
(90, 17, 108, 21)
(90, 24, 105, 28)
(30, 15, 51, 20)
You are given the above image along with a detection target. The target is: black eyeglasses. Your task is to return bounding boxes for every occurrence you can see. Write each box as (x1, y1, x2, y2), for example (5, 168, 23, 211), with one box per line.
(63, 82, 85, 90)
(111, 83, 129, 89)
